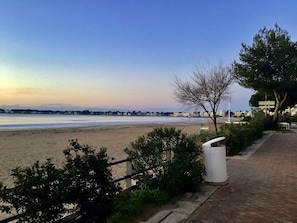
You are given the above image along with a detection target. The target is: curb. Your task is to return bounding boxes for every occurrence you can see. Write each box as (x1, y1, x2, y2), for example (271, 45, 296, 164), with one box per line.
(141, 185, 219, 223)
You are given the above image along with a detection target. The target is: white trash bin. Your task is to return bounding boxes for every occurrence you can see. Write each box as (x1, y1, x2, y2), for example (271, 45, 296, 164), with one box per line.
(202, 136, 228, 184)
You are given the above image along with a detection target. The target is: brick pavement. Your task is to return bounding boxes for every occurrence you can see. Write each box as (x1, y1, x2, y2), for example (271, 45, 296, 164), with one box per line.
(187, 130, 297, 223)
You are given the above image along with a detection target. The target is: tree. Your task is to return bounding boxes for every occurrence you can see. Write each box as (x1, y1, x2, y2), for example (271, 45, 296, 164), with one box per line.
(173, 63, 234, 133)
(233, 24, 297, 122)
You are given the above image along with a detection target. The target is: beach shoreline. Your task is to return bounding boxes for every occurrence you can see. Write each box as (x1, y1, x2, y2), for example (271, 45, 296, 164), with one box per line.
(0, 121, 217, 187)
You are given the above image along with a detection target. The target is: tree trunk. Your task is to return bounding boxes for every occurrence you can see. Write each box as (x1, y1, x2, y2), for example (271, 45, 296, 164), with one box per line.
(212, 109, 218, 134)
(272, 90, 287, 122)
(214, 117, 218, 134)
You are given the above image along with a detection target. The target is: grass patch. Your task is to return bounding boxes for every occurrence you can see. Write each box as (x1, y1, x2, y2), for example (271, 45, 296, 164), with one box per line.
(108, 189, 170, 223)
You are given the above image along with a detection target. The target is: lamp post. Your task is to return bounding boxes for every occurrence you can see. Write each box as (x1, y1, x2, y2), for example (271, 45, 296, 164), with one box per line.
(228, 89, 231, 122)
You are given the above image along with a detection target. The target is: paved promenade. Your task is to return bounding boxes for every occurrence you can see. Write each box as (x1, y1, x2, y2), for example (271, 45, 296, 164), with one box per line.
(187, 129, 297, 222)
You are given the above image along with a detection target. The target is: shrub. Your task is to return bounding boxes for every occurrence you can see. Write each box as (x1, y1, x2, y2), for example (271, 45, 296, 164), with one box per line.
(61, 140, 122, 223)
(0, 159, 65, 223)
(189, 130, 217, 144)
(242, 116, 252, 122)
(291, 114, 297, 123)
(108, 189, 169, 223)
(219, 112, 267, 156)
(219, 123, 248, 155)
(248, 112, 266, 138)
(0, 140, 121, 223)
(124, 127, 205, 196)
(161, 136, 205, 195)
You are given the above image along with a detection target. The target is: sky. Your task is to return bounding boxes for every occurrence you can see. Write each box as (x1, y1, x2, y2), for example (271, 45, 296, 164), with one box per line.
(1, 1, 297, 112)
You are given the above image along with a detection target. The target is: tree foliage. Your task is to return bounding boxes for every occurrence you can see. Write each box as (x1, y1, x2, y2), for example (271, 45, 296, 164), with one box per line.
(173, 63, 233, 133)
(233, 24, 297, 121)
(249, 91, 274, 107)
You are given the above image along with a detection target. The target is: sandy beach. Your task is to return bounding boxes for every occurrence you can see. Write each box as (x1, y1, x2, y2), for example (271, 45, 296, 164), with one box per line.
(0, 121, 215, 188)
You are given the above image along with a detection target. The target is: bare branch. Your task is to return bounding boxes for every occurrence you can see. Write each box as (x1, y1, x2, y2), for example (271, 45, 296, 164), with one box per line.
(173, 63, 234, 133)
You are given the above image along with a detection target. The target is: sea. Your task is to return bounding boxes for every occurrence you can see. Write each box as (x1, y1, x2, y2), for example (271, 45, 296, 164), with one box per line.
(0, 113, 208, 131)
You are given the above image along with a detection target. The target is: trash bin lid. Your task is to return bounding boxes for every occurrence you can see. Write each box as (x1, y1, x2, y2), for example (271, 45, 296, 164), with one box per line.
(202, 136, 226, 147)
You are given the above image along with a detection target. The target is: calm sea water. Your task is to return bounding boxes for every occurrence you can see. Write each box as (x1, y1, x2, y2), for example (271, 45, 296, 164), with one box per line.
(0, 114, 207, 130)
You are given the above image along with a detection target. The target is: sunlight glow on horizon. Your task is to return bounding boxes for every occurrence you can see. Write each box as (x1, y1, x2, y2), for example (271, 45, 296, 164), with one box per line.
(1, 1, 296, 111)
(1, 64, 180, 109)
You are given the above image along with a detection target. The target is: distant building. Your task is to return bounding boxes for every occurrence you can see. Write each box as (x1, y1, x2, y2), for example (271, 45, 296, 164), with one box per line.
(216, 109, 226, 117)
(234, 110, 249, 117)
(200, 111, 210, 117)
(285, 105, 297, 116)
(246, 110, 253, 117)
(172, 112, 199, 117)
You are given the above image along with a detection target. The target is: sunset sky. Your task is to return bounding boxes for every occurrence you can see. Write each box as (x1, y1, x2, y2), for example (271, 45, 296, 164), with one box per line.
(1, 1, 297, 112)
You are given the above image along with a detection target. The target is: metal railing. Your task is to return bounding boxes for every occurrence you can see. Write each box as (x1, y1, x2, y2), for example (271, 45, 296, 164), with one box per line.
(0, 150, 173, 223)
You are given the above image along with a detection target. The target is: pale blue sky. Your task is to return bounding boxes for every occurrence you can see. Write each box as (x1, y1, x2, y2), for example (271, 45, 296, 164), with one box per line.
(1, 0, 297, 111)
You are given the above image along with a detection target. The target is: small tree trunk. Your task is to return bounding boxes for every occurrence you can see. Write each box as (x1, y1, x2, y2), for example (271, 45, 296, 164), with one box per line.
(272, 90, 287, 122)
(212, 110, 218, 134)
(273, 103, 280, 122)
(214, 118, 218, 134)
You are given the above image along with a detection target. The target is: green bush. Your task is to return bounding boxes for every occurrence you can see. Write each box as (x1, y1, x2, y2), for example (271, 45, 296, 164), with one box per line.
(0, 159, 65, 223)
(241, 116, 252, 122)
(0, 140, 121, 223)
(124, 127, 205, 196)
(219, 112, 266, 156)
(219, 123, 248, 155)
(61, 140, 122, 223)
(161, 137, 205, 195)
(250, 112, 267, 131)
(189, 130, 217, 144)
(188, 112, 266, 156)
(290, 114, 297, 123)
(108, 189, 169, 223)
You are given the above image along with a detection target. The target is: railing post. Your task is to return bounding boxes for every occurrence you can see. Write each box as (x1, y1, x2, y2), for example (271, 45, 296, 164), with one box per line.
(166, 149, 171, 161)
(126, 157, 132, 188)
